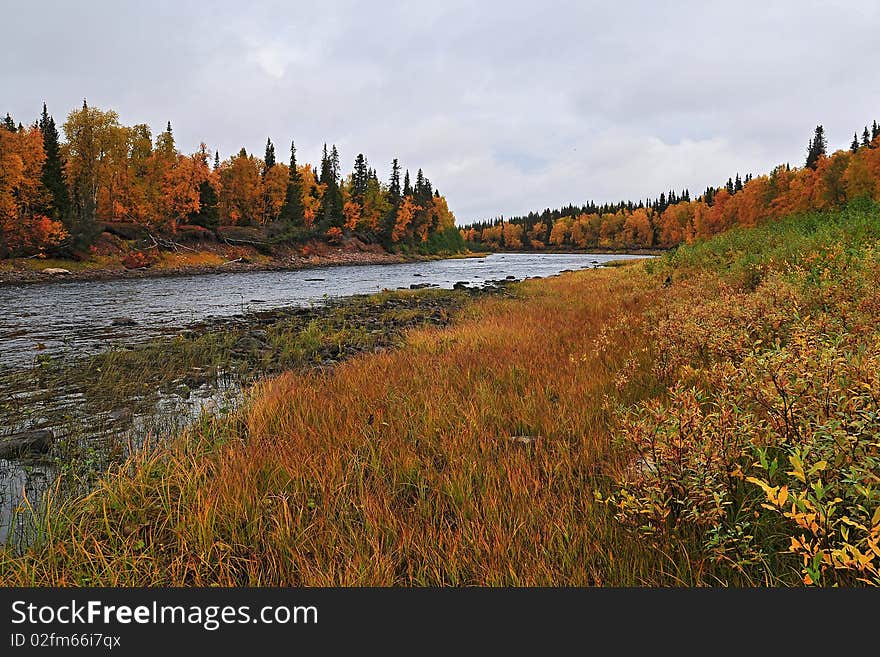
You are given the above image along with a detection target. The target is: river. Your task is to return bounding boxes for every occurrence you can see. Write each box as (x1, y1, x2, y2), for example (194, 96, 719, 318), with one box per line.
(0, 253, 644, 367)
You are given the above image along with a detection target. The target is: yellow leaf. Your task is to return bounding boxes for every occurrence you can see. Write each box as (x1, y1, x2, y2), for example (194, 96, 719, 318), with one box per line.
(777, 486, 789, 507)
(788, 454, 806, 483)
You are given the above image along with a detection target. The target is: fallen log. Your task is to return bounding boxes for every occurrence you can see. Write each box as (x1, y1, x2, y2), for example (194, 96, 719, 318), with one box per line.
(0, 430, 54, 459)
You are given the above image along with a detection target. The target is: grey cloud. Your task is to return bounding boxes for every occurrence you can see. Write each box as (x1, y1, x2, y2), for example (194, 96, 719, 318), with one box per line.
(2, 0, 878, 222)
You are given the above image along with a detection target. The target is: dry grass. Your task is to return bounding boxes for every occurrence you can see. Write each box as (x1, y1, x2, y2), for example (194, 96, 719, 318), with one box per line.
(155, 251, 231, 269)
(0, 266, 694, 586)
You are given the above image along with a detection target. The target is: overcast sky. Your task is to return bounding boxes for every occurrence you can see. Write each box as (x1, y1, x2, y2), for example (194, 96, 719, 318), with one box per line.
(3, 1, 879, 223)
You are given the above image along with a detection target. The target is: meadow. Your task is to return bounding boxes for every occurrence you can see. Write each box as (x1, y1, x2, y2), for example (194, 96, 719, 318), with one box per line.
(2, 201, 878, 586)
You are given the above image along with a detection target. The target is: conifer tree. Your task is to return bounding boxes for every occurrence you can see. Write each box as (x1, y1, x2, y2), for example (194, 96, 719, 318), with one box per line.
(352, 153, 368, 202)
(873, 120, 880, 141)
(192, 179, 219, 228)
(734, 173, 743, 192)
(403, 170, 412, 196)
(214, 151, 220, 170)
(805, 125, 826, 169)
(38, 103, 69, 221)
(319, 144, 343, 226)
(851, 133, 860, 153)
(863, 127, 872, 148)
(279, 140, 305, 230)
(2, 113, 15, 131)
(263, 137, 276, 177)
(319, 144, 330, 184)
(382, 159, 402, 243)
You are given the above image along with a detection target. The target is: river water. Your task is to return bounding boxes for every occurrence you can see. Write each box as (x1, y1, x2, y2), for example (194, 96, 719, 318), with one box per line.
(0, 252, 645, 545)
(0, 253, 644, 367)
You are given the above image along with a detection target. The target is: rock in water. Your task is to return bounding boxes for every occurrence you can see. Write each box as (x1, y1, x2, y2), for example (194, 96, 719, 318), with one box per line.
(0, 430, 54, 459)
(111, 317, 137, 326)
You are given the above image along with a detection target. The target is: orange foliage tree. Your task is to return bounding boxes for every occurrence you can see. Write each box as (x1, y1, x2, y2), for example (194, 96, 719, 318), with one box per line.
(0, 125, 66, 256)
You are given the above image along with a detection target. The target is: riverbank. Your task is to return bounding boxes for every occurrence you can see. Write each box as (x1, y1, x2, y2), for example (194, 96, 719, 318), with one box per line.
(0, 242, 485, 286)
(3, 202, 878, 586)
(466, 246, 669, 256)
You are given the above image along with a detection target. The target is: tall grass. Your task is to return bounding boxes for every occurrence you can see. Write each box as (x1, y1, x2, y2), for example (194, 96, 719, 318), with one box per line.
(0, 267, 699, 585)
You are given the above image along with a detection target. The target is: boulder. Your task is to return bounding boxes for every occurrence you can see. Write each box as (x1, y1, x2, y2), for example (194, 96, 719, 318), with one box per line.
(99, 221, 150, 240)
(41, 267, 71, 275)
(0, 430, 54, 459)
(111, 317, 137, 327)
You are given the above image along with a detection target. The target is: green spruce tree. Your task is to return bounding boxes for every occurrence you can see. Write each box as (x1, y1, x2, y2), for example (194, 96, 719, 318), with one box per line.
(263, 137, 276, 177)
(805, 125, 826, 169)
(279, 140, 305, 232)
(352, 153, 368, 203)
(38, 103, 70, 221)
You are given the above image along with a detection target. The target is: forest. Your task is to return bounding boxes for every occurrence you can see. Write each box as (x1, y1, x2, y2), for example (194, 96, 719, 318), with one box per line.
(0, 102, 462, 260)
(461, 122, 880, 251)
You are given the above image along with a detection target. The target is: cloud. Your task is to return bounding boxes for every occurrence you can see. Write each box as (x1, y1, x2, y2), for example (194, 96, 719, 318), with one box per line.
(247, 43, 289, 80)
(2, 0, 879, 223)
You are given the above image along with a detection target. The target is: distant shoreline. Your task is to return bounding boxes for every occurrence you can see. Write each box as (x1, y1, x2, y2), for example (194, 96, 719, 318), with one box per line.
(0, 250, 488, 287)
(0, 247, 658, 287)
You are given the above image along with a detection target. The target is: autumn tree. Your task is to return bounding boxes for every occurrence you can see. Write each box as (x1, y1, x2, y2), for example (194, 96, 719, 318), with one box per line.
(159, 145, 213, 233)
(621, 208, 653, 247)
(0, 124, 66, 256)
(392, 195, 417, 242)
(218, 148, 263, 225)
(62, 101, 124, 243)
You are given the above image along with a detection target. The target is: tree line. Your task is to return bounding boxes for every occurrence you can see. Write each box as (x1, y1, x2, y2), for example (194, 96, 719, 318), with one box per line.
(461, 122, 880, 251)
(0, 102, 462, 258)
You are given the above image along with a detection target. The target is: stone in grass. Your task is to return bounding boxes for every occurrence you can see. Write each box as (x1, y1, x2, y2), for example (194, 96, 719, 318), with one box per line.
(41, 267, 71, 275)
(0, 430, 54, 459)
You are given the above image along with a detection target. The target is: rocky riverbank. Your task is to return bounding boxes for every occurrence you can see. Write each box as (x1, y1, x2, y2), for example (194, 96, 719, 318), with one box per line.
(0, 247, 438, 286)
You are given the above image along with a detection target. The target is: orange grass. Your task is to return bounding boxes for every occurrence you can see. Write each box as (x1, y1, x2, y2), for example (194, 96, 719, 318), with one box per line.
(0, 266, 698, 586)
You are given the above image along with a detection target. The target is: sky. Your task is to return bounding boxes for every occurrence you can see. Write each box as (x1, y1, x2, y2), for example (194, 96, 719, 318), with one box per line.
(3, 0, 879, 223)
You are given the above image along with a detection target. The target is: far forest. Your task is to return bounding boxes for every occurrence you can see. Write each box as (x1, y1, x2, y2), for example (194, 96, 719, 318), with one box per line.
(461, 122, 880, 251)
